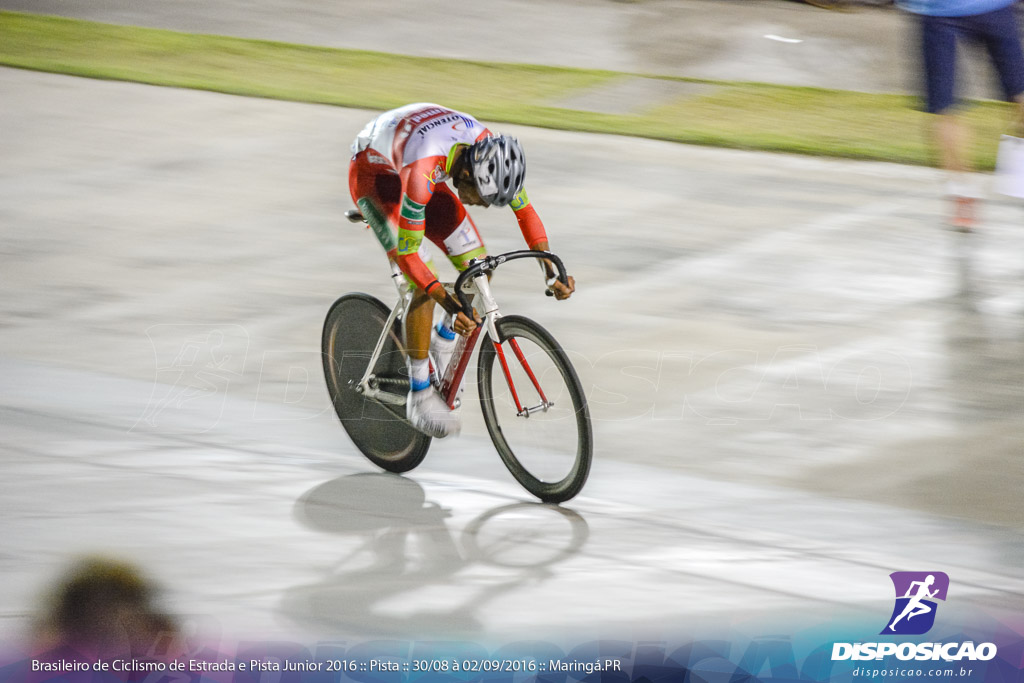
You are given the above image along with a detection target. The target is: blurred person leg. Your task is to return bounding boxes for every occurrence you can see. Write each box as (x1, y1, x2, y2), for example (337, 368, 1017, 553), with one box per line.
(920, 14, 977, 230)
(980, 5, 1024, 132)
(916, 5, 1024, 231)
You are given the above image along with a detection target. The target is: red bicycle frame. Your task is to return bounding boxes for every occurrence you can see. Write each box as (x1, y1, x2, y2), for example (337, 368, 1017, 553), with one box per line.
(437, 251, 567, 414)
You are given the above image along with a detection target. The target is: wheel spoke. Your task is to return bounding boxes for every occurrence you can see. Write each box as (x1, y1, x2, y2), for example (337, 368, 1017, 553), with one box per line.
(477, 316, 592, 503)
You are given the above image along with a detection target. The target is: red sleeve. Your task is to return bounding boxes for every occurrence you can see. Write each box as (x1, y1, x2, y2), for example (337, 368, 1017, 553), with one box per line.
(510, 188, 548, 249)
(394, 158, 445, 293)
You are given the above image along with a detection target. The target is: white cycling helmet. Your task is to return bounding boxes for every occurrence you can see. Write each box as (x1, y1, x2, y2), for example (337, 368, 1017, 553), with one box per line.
(467, 135, 526, 207)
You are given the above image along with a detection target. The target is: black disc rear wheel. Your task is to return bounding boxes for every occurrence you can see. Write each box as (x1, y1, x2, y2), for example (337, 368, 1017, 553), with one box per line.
(322, 293, 430, 472)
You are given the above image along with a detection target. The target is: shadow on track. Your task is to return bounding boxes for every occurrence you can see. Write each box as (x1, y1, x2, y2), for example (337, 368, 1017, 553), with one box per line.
(281, 473, 589, 637)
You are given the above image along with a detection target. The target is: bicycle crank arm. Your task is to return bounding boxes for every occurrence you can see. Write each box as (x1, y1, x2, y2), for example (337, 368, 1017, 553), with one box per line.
(366, 389, 406, 406)
(517, 401, 554, 418)
(350, 379, 407, 406)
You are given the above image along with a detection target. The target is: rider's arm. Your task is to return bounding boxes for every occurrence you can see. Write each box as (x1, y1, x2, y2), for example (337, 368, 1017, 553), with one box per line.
(395, 160, 462, 316)
(510, 187, 548, 249)
(510, 188, 575, 300)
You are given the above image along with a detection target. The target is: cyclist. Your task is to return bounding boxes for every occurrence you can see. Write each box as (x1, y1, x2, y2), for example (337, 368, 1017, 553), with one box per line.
(348, 103, 576, 438)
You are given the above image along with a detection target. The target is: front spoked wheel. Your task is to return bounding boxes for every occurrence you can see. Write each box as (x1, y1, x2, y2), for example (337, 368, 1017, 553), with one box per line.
(478, 315, 592, 503)
(322, 293, 430, 473)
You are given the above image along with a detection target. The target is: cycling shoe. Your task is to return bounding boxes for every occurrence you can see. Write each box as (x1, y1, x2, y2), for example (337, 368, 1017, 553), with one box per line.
(406, 387, 461, 438)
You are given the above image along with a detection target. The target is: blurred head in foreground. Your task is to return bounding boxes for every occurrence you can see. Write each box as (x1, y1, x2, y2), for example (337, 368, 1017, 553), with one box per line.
(33, 557, 177, 659)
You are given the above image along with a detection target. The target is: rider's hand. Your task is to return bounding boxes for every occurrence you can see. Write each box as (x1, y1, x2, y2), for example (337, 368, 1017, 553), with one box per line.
(453, 310, 480, 337)
(430, 287, 477, 336)
(548, 275, 575, 301)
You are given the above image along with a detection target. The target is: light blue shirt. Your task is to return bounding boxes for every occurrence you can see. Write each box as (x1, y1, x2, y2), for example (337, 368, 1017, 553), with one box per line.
(897, 0, 1016, 16)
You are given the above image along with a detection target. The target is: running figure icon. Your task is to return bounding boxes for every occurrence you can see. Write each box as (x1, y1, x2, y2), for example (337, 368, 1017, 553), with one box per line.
(889, 575, 938, 631)
(882, 571, 950, 635)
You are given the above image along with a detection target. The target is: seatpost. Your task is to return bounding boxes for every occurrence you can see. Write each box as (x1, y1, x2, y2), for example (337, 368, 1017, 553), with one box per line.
(389, 260, 408, 298)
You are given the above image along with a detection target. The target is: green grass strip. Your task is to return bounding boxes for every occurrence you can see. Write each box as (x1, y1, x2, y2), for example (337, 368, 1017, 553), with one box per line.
(1, 10, 1017, 169)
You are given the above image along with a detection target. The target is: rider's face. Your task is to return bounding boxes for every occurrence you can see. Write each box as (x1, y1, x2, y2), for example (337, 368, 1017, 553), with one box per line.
(456, 167, 488, 207)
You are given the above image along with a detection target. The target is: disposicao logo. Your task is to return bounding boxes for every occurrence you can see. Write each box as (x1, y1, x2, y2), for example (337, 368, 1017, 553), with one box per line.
(882, 571, 948, 635)
(831, 572, 997, 662)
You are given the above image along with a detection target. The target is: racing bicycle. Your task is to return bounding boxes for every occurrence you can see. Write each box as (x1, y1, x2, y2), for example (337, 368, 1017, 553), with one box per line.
(322, 213, 592, 503)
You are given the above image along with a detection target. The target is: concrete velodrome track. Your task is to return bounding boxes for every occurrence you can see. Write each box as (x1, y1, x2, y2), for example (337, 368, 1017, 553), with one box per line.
(2, 64, 1024, 646)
